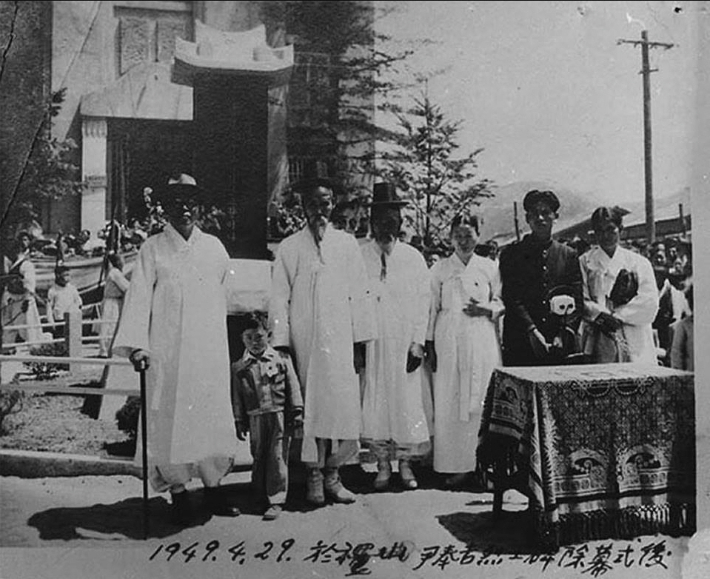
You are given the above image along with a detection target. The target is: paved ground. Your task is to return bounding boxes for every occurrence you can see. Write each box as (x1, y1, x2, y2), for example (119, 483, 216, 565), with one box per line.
(1, 459, 705, 579)
(1, 351, 708, 579)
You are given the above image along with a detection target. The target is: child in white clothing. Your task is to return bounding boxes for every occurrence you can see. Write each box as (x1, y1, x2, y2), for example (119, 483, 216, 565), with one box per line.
(46, 265, 82, 338)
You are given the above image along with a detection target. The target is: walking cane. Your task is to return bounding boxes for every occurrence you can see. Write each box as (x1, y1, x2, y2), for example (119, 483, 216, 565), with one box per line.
(136, 360, 149, 540)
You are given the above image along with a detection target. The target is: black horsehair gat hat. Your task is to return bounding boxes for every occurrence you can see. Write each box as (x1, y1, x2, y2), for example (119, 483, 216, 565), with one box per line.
(368, 182, 409, 208)
(291, 159, 337, 196)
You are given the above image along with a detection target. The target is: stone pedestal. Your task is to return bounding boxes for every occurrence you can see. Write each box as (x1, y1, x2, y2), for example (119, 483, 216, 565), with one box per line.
(171, 22, 291, 360)
(172, 22, 292, 259)
(192, 75, 272, 258)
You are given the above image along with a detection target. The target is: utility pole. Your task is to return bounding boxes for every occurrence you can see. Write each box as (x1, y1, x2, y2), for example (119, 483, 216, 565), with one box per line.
(618, 30, 674, 245)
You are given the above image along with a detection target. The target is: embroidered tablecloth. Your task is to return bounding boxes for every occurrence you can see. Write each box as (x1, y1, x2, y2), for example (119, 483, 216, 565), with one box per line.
(476, 363, 695, 548)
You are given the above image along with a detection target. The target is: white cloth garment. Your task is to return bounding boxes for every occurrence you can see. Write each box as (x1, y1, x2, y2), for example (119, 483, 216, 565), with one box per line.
(579, 245, 659, 365)
(1, 254, 42, 344)
(427, 253, 503, 473)
(360, 240, 430, 446)
(112, 224, 237, 491)
(46, 283, 82, 325)
(98, 266, 130, 356)
(270, 225, 376, 463)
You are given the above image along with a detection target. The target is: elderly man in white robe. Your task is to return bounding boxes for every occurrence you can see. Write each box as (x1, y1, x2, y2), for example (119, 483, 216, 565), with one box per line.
(113, 174, 240, 526)
(579, 206, 660, 364)
(359, 183, 431, 491)
(270, 169, 376, 506)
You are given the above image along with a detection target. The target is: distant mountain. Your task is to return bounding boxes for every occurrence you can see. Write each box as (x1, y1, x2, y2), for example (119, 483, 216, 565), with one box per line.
(616, 187, 691, 227)
(475, 181, 600, 243)
(474, 182, 691, 243)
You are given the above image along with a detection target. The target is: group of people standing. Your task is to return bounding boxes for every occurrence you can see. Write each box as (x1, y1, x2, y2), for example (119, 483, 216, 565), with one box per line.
(1, 231, 130, 354)
(2, 231, 43, 346)
(1, 230, 85, 345)
(110, 169, 689, 527)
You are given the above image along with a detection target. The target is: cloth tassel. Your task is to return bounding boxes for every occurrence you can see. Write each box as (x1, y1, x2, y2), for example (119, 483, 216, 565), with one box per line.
(536, 504, 696, 549)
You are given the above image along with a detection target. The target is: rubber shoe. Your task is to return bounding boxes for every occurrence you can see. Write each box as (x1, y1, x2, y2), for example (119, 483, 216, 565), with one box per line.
(204, 487, 240, 517)
(373, 459, 392, 491)
(263, 504, 282, 521)
(399, 459, 418, 490)
(324, 468, 356, 504)
(444, 472, 470, 489)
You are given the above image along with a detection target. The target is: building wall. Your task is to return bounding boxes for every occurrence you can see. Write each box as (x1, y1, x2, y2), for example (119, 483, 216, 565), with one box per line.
(47, 0, 374, 238)
(52, 1, 114, 142)
(50, 1, 198, 235)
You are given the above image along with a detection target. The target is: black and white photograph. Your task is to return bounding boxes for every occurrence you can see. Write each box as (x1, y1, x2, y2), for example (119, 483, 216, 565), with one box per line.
(1, 2, 709, 578)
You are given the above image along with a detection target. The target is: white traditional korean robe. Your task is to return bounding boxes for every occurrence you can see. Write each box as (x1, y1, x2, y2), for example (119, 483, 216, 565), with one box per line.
(427, 253, 503, 473)
(98, 266, 130, 357)
(112, 224, 237, 491)
(579, 245, 659, 365)
(360, 240, 430, 447)
(270, 225, 376, 463)
(1, 253, 42, 345)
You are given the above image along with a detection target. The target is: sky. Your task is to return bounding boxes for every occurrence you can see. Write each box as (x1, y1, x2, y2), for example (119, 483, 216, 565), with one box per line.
(378, 1, 698, 206)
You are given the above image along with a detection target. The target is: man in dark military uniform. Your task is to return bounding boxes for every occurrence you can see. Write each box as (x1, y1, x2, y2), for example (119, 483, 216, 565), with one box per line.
(499, 190, 583, 366)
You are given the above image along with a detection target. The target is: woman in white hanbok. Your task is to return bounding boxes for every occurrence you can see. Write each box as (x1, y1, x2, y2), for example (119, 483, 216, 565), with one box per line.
(2, 233, 42, 346)
(426, 214, 504, 488)
(98, 253, 130, 357)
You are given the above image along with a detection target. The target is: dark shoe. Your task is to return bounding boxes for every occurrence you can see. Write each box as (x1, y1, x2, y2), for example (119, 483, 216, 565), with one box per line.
(262, 504, 282, 521)
(470, 470, 491, 493)
(399, 459, 418, 490)
(444, 472, 471, 489)
(170, 490, 194, 526)
(204, 487, 240, 517)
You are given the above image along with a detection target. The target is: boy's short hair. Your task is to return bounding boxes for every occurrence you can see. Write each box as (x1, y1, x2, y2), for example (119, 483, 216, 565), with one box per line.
(55, 265, 70, 276)
(241, 311, 269, 333)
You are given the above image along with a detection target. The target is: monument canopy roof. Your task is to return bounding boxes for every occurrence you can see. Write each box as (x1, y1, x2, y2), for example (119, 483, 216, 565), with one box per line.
(172, 22, 293, 87)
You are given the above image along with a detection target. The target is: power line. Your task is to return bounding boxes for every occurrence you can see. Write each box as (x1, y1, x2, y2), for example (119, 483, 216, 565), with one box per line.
(617, 30, 674, 244)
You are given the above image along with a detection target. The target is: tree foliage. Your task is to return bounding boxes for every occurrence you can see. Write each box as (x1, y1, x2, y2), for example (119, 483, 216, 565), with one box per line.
(1, 88, 83, 243)
(378, 92, 494, 248)
(260, 1, 422, 197)
(259, 2, 494, 244)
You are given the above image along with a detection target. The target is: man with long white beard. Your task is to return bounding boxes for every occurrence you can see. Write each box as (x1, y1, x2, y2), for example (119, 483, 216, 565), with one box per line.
(359, 183, 431, 491)
(270, 167, 376, 506)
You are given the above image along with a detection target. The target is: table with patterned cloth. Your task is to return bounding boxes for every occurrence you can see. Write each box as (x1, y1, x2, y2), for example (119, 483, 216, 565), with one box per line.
(476, 363, 695, 549)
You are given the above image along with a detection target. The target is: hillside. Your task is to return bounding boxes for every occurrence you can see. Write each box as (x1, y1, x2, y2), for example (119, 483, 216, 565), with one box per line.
(474, 182, 690, 244)
(475, 181, 600, 243)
